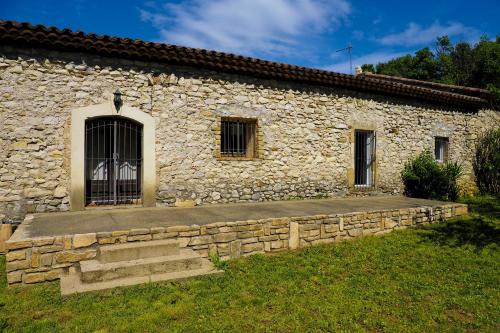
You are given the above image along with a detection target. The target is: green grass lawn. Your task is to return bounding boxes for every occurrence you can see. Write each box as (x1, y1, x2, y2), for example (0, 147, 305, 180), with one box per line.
(0, 197, 499, 333)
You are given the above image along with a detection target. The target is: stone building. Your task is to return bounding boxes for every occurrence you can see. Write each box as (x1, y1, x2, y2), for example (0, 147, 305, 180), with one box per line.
(0, 20, 499, 225)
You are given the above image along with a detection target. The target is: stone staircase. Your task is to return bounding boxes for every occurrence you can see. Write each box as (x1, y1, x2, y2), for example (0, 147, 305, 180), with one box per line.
(60, 239, 222, 295)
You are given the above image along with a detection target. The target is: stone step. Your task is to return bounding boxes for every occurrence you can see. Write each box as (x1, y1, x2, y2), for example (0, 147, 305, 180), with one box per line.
(81, 249, 203, 283)
(60, 261, 223, 296)
(98, 239, 180, 263)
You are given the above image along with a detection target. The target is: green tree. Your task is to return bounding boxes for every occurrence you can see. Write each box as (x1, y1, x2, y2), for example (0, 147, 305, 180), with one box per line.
(362, 35, 500, 99)
(361, 63, 375, 73)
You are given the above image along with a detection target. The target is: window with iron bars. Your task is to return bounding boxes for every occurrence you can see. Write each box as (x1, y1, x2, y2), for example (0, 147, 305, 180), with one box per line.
(220, 118, 257, 158)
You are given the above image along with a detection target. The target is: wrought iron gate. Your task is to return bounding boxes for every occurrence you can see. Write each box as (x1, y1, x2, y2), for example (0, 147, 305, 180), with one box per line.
(85, 117, 143, 206)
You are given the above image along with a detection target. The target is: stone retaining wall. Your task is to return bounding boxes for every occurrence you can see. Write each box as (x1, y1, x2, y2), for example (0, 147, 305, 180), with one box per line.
(5, 203, 468, 286)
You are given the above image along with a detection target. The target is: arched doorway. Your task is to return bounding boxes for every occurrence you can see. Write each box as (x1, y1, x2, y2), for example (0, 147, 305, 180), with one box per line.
(84, 117, 143, 206)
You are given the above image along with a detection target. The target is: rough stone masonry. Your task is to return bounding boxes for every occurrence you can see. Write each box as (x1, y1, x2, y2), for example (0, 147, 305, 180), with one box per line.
(0, 42, 499, 224)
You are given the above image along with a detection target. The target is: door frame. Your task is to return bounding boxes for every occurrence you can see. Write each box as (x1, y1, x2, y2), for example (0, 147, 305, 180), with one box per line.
(84, 116, 143, 206)
(347, 124, 378, 191)
(70, 99, 156, 211)
(353, 129, 376, 188)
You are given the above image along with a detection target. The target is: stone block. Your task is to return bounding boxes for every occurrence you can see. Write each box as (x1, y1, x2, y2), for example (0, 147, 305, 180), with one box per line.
(40, 253, 53, 266)
(129, 228, 149, 236)
(253, 230, 265, 237)
(127, 234, 152, 242)
(166, 225, 191, 232)
(63, 236, 72, 250)
(6, 250, 26, 261)
(289, 222, 299, 250)
(230, 240, 242, 257)
(208, 243, 217, 257)
(189, 235, 212, 246)
(218, 226, 233, 233)
(73, 233, 97, 248)
(179, 230, 200, 237)
(324, 224, 340, 233)
(7, 259, 30, 272)
(33, 237, 54, 247)
(96, 232, 112, 239)
(7, 271, 22, 284)
(98, 236, 126, 244)
(44, 269, 61, 281)
(6, 239, 32, 250)
(111, 230, 129, 237)
(242, 242, 263, 253)
(55, 250, 97, 263)
(150, 227, 165, 234)
(31, 250, 41, 268)
(24, 272, 45, 284)
(241, 237, 259, 244)
(213, 232, 237, 243)
(271, 240, 283, 249)
(347, 228, 362, 237)
(259, 235, 279, 242)
(454, 205, 468, 216)
(237, 231, 254, 239)
(38, 244, 64, 253)
(217, 243, 230, 256)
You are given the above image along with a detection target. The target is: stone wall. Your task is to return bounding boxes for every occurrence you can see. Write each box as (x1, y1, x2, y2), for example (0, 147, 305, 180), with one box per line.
(5, 202, 468, 285)
(0, 45, 499, 223)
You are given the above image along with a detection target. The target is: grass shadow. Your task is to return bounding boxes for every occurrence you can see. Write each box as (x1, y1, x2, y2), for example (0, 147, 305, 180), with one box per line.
(419, 216, 499, 250)
(458, 195, 500, 219)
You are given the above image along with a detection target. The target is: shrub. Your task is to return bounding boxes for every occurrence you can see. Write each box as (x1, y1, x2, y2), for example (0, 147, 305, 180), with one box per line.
(473, 128, 500, 196)
(401, 150, 462, 201)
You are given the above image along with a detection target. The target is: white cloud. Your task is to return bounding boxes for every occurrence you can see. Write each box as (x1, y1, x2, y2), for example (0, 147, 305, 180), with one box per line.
(324, 50, 408, 74)
(377, 21, 480, 46)
(139, 0, 351, 56)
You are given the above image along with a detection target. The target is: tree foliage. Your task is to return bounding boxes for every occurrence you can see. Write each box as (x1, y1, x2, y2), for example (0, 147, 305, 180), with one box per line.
(473, 129, 500, 196)
(362, 35, 500, 98)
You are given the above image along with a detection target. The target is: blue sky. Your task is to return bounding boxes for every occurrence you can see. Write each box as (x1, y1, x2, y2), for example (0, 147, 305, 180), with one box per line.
(1, 0, 498, 73)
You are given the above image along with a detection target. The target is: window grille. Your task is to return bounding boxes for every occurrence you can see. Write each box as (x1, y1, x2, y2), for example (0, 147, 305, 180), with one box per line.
(354, 130, 376, 189)
(435, 137, 449, 162)
(220, 118, 257, 158)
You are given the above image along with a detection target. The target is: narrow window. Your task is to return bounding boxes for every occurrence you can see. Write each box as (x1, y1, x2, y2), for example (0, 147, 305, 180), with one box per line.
(221, 118, 257, 158)
(354, 130, 376, 188)
(434, 137, 449, 163)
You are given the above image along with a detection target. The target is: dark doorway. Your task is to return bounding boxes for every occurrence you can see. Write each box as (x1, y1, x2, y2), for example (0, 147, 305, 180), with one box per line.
(85, 117, 143, 206)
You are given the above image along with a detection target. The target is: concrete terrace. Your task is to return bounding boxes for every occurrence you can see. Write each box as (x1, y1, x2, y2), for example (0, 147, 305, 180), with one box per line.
(23, 196, 449, 238)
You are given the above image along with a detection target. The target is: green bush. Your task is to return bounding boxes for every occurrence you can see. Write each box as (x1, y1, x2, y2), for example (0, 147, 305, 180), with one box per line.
(401, 150, 462, 201)
(473, 128, 500, 196)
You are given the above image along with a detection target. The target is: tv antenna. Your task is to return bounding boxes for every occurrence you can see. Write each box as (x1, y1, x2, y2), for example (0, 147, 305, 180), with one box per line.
(336, 42, 353, 75)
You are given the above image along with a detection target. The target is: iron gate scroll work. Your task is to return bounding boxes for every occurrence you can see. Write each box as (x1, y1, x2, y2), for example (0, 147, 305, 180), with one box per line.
(85, 117, 143, 206)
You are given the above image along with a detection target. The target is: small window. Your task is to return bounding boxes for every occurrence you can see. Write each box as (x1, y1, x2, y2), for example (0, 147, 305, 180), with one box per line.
(221, 118, 257, 158)
(435, 137, 449, 163)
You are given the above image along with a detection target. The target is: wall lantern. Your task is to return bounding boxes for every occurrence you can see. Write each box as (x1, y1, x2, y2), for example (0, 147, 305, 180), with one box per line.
(113, 89, 123, 112)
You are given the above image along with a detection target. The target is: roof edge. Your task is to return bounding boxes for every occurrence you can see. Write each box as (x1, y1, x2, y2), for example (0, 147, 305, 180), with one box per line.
(0, 20, 493, 109)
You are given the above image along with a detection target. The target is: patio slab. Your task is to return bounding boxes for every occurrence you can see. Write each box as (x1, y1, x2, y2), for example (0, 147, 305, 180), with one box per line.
(24, 196, 448, 238)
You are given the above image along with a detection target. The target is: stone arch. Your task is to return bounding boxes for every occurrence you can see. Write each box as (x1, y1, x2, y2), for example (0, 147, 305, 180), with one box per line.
(70, 100, 156, 210)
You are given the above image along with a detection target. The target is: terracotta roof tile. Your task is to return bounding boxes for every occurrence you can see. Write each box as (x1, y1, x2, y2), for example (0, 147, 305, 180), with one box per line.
(0, 20, 494, 108)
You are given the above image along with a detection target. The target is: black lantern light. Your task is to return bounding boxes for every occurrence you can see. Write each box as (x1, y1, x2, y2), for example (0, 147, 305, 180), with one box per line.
(113, 89, 123, 112)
